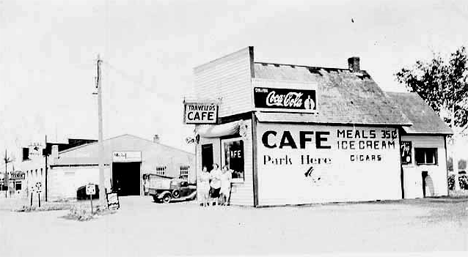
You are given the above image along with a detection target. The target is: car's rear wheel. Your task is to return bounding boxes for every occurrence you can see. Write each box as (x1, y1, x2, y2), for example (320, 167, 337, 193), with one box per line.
(162, 194, 172, 203)
(172, 190, 180, 199)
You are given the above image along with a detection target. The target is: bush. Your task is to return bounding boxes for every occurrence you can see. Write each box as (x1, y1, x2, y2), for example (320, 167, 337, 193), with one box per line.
(63, 205, 116, 222)
(15, 204, 70, 212)
(447, 157, 467, 172)
(448, 174, 468, 190)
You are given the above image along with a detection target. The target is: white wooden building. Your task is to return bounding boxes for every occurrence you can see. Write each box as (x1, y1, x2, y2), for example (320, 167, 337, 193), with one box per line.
(191, 46, 452, 207)
(387, 92, 452, 198)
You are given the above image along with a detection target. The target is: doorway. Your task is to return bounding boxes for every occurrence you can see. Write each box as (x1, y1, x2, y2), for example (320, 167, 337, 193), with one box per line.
(112, 162, 141, 196)
(201, 144, 213, 171)
(421, 171, 434, 197)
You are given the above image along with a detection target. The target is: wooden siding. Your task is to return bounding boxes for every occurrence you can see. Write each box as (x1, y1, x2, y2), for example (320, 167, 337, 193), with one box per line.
(401, 135, 448, 198)
(194, 47, 253, 118)
(196, 120, 254, 206)
(48, 166, 112, 200)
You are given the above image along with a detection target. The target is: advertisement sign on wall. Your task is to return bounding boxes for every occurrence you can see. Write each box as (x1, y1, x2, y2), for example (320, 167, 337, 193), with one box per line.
(112, 151, 142, 163)
(256, 123, 401, 205)
(400, 141, 412, 165)
(254, 87, 317, 112)
(184, 102, 218, 124)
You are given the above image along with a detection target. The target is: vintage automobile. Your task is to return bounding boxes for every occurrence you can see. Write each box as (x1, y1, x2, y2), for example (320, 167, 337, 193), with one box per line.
(148, 176, 197, 203)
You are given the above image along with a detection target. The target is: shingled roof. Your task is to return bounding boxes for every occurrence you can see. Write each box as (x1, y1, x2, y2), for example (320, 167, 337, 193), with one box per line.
(254, 63, 412, 126)
(386, 92, 453, 135)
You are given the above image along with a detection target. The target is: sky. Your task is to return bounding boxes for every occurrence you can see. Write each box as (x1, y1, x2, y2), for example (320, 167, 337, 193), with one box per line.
(1, 0, 468, 167)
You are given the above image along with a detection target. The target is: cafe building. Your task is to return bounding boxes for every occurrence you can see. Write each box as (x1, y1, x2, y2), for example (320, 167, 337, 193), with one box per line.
(189, 46, 452, 207)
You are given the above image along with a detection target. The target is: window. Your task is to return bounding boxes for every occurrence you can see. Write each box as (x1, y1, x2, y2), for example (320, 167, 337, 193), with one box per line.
(179, 166, 189, 180)
(22, 148, 30, 161)
(222, 138, 245, 182)
(415, 148, 437, 165)
(155, 166, 166, 176)
(400, 141, 412, 165)
(15, 181, 22, 191)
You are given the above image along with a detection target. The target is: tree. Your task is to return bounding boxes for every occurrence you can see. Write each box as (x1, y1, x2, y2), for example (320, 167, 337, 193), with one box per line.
(395, 46, 468, 128)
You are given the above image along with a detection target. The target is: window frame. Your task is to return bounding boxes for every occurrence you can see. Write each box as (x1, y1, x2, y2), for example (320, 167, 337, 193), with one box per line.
(221, 137, 245, 184)
(414, 147, 438, 166)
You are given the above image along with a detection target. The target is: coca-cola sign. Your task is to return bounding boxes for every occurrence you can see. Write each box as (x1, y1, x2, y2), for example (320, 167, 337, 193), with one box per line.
(254, 87, 317, 112)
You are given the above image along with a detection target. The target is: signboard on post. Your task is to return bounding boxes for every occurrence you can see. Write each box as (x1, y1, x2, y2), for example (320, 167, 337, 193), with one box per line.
(86, 184, 96, 196)
(86, 183, 96, 213)
(10, 172, 25, 180)
(106, 192, 120, 210)
(35, 182, 42, 207)
(184, 102, 218, 124)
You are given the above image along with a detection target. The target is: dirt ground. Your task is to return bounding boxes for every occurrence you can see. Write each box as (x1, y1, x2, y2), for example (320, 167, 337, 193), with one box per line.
(1, 196, 467, 256)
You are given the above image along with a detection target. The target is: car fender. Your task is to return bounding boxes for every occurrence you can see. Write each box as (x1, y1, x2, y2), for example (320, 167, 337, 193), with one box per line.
(157, 191, 172, 199)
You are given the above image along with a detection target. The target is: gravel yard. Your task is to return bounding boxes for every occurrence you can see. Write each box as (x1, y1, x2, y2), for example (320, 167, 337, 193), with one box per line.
(1, 196, 467, 256)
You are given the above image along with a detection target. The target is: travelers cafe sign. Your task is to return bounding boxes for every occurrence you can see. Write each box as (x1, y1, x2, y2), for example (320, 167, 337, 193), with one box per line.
(184, 102, 218, 124)
(254, 87, 317, 112)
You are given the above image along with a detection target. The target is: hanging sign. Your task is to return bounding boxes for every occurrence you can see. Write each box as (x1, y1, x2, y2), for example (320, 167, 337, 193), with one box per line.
(10, 172, 25, 180)
(184, 102, 218, 124)
(254, 87, 317, 112)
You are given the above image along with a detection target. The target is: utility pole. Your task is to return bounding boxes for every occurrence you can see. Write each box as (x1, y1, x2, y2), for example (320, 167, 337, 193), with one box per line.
(3, 150, 12, 198)
(96, 55, 107, 207)
(44, 135, 48, 202)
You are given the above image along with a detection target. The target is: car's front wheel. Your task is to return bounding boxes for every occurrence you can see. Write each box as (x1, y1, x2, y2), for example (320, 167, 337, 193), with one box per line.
(172, 190, 180, 199)
(162, 194, 172, 203)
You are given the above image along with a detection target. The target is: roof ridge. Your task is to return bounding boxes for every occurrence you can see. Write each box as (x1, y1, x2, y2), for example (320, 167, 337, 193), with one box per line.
(254, 61, 368, 73)
(59, 134, 194, 156)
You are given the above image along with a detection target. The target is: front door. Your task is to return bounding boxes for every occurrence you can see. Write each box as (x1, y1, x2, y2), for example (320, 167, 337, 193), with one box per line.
(112, 162, 141, 196)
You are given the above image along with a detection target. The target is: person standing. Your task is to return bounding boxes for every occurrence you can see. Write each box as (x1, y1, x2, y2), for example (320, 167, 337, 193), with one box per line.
(209, 163, 222, 206)
(143, 174, 150, 196)
(220, 165, 232, 206)
(197, 166, 210, 207)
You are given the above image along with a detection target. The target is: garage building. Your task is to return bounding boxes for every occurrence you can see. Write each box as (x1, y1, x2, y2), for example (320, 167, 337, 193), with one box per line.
(22, 134, 194, 200)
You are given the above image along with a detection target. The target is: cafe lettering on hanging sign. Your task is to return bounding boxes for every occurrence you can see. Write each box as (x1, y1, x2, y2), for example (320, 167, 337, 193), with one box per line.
(184, 102, 218, 124)
(254, 87, 317, 112)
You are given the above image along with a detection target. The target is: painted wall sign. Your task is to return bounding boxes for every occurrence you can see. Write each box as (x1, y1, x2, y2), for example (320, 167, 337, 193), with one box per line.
(400, 141, 412, 165)
(256, 123, 401, 205)
(254, 87, 317, 112)
(184, 102, 218, 124)
(112, 151, 142, 162)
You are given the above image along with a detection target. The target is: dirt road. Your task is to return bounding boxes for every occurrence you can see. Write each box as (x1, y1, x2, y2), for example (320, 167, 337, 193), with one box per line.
(1, 197, 467, 256)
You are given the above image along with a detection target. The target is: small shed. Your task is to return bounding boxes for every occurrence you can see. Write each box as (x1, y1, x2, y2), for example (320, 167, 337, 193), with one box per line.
(387, 92, 453, 198)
